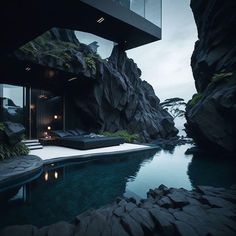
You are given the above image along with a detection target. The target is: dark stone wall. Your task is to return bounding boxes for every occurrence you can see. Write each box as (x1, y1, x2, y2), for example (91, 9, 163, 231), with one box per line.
(185, 0, 236, 154)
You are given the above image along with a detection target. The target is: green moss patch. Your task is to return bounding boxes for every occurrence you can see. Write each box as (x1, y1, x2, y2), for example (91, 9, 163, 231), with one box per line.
(188, 93, 203, 107)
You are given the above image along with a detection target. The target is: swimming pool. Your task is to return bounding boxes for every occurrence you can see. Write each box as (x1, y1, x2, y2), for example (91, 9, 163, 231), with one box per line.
(0, 144, 236, 228)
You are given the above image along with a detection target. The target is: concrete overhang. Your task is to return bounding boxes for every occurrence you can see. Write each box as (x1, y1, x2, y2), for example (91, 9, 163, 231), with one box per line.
(0, 0, 161, 56)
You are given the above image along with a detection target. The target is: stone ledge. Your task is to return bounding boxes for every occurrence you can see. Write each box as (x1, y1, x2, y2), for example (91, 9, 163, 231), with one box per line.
(0, 155, 43, 192)
(1, 185, 236, 236)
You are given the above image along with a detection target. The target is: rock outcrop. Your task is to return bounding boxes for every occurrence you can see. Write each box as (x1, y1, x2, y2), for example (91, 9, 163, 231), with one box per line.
(185, 0, 236, 154)
(1, 185, 236, 236)
(13, 28, 178, 142)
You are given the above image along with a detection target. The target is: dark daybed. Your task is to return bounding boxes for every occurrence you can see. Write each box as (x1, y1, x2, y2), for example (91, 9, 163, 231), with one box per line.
(51, 130, 124, 150)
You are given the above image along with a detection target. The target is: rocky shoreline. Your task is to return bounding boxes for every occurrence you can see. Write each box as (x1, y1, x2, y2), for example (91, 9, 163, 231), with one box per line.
(1, 185, 236, 236)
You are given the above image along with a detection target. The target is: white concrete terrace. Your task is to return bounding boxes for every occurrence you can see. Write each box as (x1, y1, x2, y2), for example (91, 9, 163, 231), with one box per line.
(30, 143, 154, 162)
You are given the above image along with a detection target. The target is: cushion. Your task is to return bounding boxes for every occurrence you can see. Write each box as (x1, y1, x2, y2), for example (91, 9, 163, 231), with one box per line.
(51, 130, 72, 138)
(67, 130, 78, 136)
(75, 129, 89, 135)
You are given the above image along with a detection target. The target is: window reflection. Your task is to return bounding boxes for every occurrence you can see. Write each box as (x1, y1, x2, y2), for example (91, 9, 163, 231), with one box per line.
(0, 84, 24, 124)
(112, 0, 162, 28)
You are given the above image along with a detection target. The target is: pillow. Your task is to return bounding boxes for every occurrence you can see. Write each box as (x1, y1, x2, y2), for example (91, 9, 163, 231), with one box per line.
(67, 130, 78, 136)
(75, 129, 89, 135)
(51, 130, 72, 138)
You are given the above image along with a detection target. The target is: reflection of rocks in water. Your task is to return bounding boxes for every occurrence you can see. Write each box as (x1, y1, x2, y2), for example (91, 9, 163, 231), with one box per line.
(187, 152, 236, 188)
(0, 149, 157, 227)
(3, 185, 236, 236)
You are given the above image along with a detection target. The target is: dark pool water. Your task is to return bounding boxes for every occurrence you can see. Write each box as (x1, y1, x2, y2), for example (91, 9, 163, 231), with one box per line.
(1, 144, 236, 228)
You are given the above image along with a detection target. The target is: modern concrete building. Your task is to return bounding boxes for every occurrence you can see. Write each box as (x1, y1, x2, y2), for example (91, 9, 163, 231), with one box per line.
(0, 0, 162, 138)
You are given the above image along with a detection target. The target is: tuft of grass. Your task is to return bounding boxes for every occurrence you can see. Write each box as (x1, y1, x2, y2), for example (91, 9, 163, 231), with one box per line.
(101, 130, 139, 143)
(211, 72, 233, 83)
(188, 93, 202, 107)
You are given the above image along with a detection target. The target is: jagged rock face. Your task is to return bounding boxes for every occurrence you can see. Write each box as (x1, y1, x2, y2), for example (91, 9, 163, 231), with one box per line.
(14, 28, 178, 142)
(185, 0, 236, 154)
(190, 0, 236, 92)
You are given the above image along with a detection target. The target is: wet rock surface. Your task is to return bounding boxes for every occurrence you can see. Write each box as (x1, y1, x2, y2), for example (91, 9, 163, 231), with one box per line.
(185, 0, 236, 154)
(1, 185, 236, 236)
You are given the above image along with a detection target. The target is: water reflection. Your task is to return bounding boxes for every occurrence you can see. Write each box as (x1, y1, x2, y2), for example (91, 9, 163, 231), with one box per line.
(188, 152, 236, 188)
(0, 150, 156, 228)
(1, 145, 236, 228)
(126, 145, 193, 198)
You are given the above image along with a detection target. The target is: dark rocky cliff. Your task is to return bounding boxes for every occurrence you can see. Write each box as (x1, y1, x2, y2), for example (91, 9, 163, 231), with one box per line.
(14, 28, 178, 142)
(185, 0, 236, 154)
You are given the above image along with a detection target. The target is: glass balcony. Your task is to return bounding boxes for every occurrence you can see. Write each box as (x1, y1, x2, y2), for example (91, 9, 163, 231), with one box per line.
(112, 0, 162, 27)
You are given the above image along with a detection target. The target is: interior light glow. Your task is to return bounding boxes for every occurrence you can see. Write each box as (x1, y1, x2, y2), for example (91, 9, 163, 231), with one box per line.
(68, 77, 78, 82)
(54, 171, 58, 179)
(54, 115, 58, 119)
(47, 126, 51, 130)
(97, 17, 105, 23)
(44, 172, 49, 181)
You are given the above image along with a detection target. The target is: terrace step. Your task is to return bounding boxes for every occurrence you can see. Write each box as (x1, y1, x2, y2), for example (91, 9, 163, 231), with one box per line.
(21, 139, 39, 144)
(28, 145, 43, 150)
(21, 139, 43, 150)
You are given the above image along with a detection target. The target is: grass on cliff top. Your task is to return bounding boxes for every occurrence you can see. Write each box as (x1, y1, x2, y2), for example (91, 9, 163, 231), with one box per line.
(188, 93, 203, 107)
(100, 130, 139, 143)
(17, 30, 98, 73)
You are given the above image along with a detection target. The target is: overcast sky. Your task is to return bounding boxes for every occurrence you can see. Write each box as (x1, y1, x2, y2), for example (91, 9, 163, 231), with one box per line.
(127, 0, 198, 101)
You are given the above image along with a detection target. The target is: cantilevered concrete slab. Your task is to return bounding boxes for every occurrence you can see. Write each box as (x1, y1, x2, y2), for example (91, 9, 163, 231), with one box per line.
(0, 0, 161, 56)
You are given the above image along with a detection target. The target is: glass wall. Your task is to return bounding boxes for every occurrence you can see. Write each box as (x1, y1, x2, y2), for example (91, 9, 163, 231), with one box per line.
(30, 89, 64, 139)
(112, 0, 162, 27)
(75, 31, 114, 59)
(0, 84, 25, 125)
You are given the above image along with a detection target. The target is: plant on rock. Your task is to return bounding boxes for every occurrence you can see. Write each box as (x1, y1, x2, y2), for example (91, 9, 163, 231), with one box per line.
(84, 54, 96, 72)
(101, 130, 139, 143)
(211, 72, 233, 83)
(188, 93, 203, 107)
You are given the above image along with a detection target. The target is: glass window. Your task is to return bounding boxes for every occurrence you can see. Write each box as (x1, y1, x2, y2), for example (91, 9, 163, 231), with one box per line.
(130, 0, 145, 17)
(111, 0, 162, 28)
(0, 84, 24, 125)
(145, 0, 162, 27)
(75, 31, 114, 59)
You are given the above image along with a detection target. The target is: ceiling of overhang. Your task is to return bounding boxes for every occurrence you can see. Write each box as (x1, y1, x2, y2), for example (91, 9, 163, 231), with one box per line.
(0, 0, 160, 57)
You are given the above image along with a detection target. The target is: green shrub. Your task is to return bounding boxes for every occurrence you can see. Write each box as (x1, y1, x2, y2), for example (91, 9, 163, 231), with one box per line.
(0, 123, 4, 131)
(101, 130, 139, 143)
(0, 123, 29, 160)
(0, 143, 29, 160)
(211, 72, 233, 83)
(188, 93, 203, 107)
(84, 54, 96, 72)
